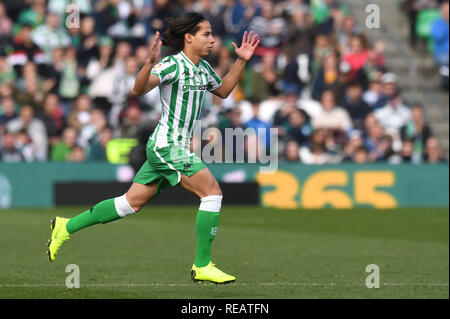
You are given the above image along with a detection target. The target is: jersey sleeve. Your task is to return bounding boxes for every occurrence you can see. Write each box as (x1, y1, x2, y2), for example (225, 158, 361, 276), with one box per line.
(201, 60, 223, 92)
(151, 57, 178, 85)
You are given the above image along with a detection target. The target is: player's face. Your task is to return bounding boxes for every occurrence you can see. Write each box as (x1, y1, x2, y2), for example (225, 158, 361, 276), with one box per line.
(190, 21, 215, 57)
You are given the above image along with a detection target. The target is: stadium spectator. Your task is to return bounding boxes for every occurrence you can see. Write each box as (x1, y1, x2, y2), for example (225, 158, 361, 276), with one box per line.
(219, 106, 248, 161)
(244, 99, 271, 150)
(311, 90, 352, 133)
(85, 35, 114, 81)
(211, 43, 233, 78)
(38, 93, 67, 148)
(341, 129, 365, 162)
(67, 145, 86, 163)
(364, 122, 394, 162)
(285, 139, 300, 162)
(6, 104, 47, 161)
(374, 90, 411, 141)
(31, 12, 71, 62)
(400, 104, 433, 163)
(250, 51, 281, 101)
(9, 23, 46, 74)
(57, 46, 80, 101)
(78, 108, 107, 150)
(193, 0, 227, 38)
(0, 131, 24, 162)
(116, 104, 147, 139)
(401, 0, 439, 48)
(352, 146, 369, 164)
(109, 56, 139, 128)
(285, 6, 314, 59)
(284, 108, 312, 147)
(336, 15, 357, 55)
(0, 95, 18, 127)
(340, 81, 372, 131)
(424, 136, 447, 163)
(398, 138, 415, 164)
(431, 0, 449, 88)
(355, 47, 386, 91)
(148, 0, 179, 35)
(299, 128, 335, 164)
(342, 33, 369, 81)
(0, 3, 13, 42)
(15, 73, 45, 111)
(15, 129, 35, 162)
(299, 142, 333, 164)
(272, 93, 298, 140)
(312, 53, 341, 101)
(76, 15, 99, 68)
(67, 95, 92, 131)
(16, 0, 46, 30)
(86, 125, 112, 162)
(0, 53, 15, 86)
(50, 126, 78, 162)
(223, 0, 257, 42)
(250, 0, 286, 57)
(373, 72, 401, 110)
(311, 33, 335, 76)
(362, 80, 383, 108)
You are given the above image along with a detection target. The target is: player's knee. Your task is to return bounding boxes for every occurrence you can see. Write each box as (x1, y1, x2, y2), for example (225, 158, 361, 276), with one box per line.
(199, 194, 223, 213)
(114, 194, 138, 216)
(129, 199, 145, 213)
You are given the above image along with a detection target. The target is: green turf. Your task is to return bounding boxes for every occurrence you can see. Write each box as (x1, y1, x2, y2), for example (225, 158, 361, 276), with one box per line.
(0, 206, 448, 299)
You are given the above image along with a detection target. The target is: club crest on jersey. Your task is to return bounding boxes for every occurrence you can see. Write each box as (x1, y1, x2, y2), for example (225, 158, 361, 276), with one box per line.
(182, 84, 208, 91)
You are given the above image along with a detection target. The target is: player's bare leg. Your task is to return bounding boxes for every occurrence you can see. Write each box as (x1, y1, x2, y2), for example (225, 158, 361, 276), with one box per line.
(178, 168, 236, 284)
(125, 182, 160, 212)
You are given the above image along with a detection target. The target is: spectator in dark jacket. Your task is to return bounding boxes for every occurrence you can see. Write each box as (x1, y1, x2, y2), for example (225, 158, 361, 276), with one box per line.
(0, 131, 24, 162)
(340, 81, 372, 130)
(400, 104, 433, 162)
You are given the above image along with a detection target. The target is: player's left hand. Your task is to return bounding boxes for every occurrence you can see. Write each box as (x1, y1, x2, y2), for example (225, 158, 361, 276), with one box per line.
(232, 31, 260, 62)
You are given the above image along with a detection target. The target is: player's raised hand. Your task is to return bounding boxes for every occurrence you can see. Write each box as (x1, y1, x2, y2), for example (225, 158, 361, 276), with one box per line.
(232, 31, 260, 62)
(146, 31, 163, 65)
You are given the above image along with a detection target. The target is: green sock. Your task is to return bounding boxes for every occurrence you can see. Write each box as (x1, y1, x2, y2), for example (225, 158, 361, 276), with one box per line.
(66, 198, 121, 234)
(194, 210, 220, 267)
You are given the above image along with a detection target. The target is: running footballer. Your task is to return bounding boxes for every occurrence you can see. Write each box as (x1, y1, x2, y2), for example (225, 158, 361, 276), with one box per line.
(47, 13, 260, 284)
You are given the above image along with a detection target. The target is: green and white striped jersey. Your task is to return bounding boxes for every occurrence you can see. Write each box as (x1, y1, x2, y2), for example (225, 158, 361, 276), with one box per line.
(149, 51, 222, 149)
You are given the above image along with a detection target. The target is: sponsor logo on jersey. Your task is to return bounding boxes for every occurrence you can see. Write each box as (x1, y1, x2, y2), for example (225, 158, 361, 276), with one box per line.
(182, 84, 208, 91)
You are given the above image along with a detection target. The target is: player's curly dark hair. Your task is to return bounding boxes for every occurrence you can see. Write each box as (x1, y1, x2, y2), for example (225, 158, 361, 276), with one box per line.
(161, 12, 206, 54)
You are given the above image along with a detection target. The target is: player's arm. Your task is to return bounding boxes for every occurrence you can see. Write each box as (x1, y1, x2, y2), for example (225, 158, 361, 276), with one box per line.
(131, 31, 163, 96)
(212, 31, 260, 99)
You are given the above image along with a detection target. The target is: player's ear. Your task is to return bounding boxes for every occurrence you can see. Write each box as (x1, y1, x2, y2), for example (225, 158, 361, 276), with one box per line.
(185, 33, 192, 44)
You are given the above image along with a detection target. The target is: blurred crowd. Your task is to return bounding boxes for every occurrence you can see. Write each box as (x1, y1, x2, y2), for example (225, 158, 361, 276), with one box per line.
(401, 0, 449, 88)
(0, 0, 447, 168)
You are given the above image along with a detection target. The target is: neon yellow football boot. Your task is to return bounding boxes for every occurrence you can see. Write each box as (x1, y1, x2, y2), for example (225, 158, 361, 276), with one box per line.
(47, 217, 70, 262)
(191, 262, 236, 284)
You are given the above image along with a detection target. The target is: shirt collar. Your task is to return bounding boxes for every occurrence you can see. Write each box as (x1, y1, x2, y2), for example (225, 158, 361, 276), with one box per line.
(180, 51, 199, 71)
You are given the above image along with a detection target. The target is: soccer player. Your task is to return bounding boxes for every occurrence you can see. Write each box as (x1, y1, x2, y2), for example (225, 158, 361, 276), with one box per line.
(47, 13, 260, 284)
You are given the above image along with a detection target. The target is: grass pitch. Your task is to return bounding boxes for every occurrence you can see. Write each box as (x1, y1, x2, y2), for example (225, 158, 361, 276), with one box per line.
(0, 206, 448, 299)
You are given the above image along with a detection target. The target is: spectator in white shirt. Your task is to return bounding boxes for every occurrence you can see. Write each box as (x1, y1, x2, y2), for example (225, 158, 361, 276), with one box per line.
(311, 90, 353, 132)
(6, 104, 48, 161)
(31, 12, 70, 62)
(374, 91, 411, 137)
